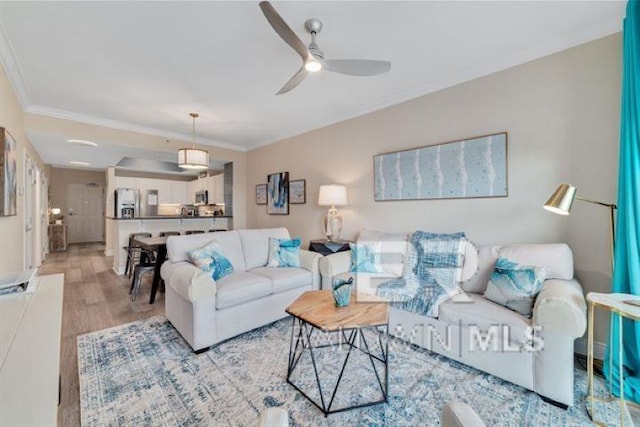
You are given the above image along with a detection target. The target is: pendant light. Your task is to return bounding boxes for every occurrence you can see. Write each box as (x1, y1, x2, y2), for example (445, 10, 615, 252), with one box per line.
(178, 112, 209, 170)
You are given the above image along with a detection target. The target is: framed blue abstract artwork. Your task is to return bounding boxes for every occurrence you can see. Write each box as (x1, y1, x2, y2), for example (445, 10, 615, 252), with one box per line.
(374, 132, 508, 201)
(0, 127, 17, 216)
(267, 171, 289, 215)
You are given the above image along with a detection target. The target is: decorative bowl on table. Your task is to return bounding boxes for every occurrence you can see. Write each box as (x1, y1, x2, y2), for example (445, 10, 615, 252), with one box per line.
(332, 277, 354, 307)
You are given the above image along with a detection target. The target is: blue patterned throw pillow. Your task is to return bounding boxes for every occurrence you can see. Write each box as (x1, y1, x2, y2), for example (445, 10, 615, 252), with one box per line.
(484, 257, 548, 317)
(267, 238, 302, 268)
(189, 240, 234, 281)
(349, 242, 384, 273)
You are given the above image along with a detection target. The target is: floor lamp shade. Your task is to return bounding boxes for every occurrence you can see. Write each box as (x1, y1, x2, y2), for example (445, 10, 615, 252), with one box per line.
(543, 184, 577, 215)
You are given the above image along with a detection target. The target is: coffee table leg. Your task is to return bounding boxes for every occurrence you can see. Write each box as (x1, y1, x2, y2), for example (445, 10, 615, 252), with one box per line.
(360, 327, 387, 401)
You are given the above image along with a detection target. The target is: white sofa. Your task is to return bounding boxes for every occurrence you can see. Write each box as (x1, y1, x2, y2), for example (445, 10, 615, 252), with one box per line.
(319, 231, 587, 408)
(160, 227, 322, 352)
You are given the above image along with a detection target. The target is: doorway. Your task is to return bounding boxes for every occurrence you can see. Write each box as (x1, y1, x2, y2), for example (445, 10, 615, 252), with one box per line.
(66, 183, 104, 244)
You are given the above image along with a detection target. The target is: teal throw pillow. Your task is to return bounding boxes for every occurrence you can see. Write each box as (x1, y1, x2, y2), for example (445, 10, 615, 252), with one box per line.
(267, 238, 302, 268)
(349, 242, 384, 273)
(189, 240, 234, 281)
(484, 257, 548, 317)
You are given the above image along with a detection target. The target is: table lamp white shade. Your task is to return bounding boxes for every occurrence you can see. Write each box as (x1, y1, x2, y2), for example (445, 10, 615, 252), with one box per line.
(50, 208, 61, 215)
(318, 185, 347, 207)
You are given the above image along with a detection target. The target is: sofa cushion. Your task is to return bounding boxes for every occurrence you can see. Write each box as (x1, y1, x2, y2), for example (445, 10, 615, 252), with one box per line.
(484, 258, 548, 318)
(497, 244, 573, 280)
(251, 267, 312, 294)
(438, 294, 531, 345)
(358, 229, 409, 276)
(349, 242, 384, 273)
(215, 271, 272, 309)
(267, 238, 302, 268)
(189, 240, 234, 281)
(238, 228, 291, 270)
(167, 231, 246, 271)
(461, 245, 499, 294)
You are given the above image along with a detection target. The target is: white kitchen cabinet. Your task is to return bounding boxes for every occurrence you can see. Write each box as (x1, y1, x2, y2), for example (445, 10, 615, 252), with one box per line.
(136, 178, 155, 193)
(187, 180, 198, 204)
(211, 174, 224, 205)
(171, 181, 189, 204)
(115, 176, 136, 190)
(156, 180, 172, 204)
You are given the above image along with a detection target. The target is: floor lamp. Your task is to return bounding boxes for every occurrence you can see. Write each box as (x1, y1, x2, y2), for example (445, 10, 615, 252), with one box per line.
(543, 183, 617, 268)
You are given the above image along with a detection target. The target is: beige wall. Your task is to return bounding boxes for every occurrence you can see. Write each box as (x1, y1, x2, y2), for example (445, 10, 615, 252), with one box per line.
(247, 34, 621, 346)
(49, 167, 106, 216)
(0, 65, 47, 274)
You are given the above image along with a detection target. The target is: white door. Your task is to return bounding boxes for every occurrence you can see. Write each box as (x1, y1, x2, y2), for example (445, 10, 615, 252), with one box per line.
(32, 167, 42, 266)
(23, 156, 34, 269)
(67, 183, 104, 244)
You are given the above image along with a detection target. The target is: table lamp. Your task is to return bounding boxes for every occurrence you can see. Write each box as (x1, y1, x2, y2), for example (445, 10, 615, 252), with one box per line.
(318, 185, 347, 242)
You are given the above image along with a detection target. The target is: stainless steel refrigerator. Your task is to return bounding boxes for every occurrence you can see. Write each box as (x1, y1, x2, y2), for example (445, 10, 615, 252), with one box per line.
(140, 189, 159, 217)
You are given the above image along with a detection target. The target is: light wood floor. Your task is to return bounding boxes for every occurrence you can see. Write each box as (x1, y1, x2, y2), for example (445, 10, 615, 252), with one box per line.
(39, 243, 164, 427)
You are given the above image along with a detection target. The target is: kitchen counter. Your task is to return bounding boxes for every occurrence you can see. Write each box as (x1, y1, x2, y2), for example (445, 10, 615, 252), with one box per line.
(106, 216, 233, 274)
(107, 215, 233, 220)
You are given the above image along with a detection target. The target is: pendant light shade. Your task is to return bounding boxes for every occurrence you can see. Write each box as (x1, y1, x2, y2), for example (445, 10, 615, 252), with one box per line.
(178, 113, 209, 170)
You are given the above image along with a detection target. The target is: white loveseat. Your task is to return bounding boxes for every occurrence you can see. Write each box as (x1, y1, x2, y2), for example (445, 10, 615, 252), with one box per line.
(319, 230, 587, 408)
(160, 227, 322, 352)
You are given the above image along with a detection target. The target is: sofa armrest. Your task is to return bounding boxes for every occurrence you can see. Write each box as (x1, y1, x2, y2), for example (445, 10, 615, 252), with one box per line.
(532, 278, 587, 338)
(319, 251, 352, 278)
(300, 249, 323, 289)
(161, 261, 216, 303)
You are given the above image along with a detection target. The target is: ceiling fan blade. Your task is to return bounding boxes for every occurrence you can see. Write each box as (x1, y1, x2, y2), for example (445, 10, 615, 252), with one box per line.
(276, 67, 309, 95)
(259, 1, 310, 62)
(322, 59, 391, 76)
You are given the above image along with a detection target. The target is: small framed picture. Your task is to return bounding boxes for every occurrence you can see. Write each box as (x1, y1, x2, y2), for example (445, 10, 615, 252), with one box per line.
(256, 184, 267, 205)
(267, 172, 289, 215)
(289, 179, 306, 204)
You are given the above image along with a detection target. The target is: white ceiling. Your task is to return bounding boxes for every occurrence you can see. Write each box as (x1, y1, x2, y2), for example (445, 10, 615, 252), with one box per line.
(0, 1, 626, 161)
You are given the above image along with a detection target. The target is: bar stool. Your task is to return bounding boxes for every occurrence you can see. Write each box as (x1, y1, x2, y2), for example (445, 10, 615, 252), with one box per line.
(130, 262, 155, 301)
(185, 230, 205, 235)
(123, 232, 152, 278)
(159, 231, 181, 237)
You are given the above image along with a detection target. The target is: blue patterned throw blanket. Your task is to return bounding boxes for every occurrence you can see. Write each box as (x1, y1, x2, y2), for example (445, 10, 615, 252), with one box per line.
(376, 231, 466, 317)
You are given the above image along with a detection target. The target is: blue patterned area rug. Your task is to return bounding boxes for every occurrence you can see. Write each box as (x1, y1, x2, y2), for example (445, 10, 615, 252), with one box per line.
(78, 316, 630, 426)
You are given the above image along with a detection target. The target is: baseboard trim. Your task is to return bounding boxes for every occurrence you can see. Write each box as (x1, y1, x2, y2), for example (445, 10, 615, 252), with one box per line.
(575, 337, 606, 360)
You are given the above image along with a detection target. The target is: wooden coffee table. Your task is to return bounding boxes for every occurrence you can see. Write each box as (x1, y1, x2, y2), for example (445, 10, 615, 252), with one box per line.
(285, 290, 389, 416)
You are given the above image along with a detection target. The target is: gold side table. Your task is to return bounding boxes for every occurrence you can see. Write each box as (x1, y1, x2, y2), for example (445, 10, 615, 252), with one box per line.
(587, 292, 640, 426)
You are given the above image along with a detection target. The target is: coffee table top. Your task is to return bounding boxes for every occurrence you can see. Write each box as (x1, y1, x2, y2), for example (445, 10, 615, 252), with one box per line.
(286, 290, 389, 332)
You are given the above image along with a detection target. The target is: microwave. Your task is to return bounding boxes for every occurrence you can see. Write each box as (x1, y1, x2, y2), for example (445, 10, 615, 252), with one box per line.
(195, 190, 208, 206)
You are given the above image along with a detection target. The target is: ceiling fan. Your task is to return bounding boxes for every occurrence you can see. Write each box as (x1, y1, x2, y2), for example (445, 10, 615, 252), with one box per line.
(259, 1, 391, 95)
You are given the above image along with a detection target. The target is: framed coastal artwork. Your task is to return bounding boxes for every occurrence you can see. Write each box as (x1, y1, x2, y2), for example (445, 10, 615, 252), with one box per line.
(256, 184, 267, 205)
(267, 172, 289, 215)
(289, 179, 306, 204)
(374, 132, 508, 201)
(0, 128, 17, 216)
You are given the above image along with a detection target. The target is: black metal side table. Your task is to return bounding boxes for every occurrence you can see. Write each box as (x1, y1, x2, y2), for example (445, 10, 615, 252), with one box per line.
(308, 239, 352, 256)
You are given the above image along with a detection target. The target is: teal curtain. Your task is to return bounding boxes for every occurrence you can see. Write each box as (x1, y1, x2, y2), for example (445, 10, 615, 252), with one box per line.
(604, 0, 640, 402)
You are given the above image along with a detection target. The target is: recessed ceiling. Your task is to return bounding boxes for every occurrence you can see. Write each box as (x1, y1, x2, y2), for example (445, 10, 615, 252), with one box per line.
(27, 130, 227, 175)
(0, 1, 626, 154)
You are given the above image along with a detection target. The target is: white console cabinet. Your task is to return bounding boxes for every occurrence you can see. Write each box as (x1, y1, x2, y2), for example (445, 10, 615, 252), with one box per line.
(0, 274, 64, 425)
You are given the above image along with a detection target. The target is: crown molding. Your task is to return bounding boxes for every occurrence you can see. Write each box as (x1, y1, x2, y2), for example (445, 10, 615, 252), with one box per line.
(0, 19, 31, 108)
(247, 17, 622, 152)
(25, 105, 247, 153)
